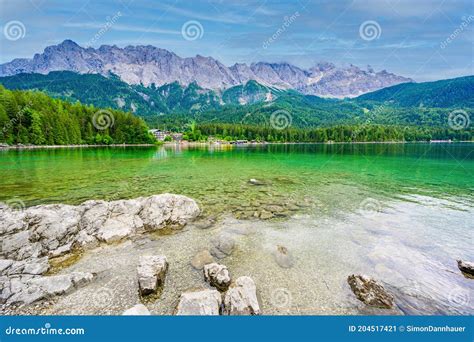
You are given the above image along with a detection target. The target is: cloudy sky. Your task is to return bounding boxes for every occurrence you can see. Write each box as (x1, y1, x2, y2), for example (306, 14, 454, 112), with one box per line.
(1, 0, 473, 81)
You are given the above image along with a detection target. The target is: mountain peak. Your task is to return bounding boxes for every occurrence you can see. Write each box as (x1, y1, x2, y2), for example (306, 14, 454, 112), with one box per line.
(57, 39, 81, 49)
(0, 40, 412, 98)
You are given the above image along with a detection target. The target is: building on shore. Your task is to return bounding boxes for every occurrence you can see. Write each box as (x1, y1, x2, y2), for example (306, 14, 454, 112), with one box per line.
(430, 139, 452, 143)
(149, 129, 183, 142)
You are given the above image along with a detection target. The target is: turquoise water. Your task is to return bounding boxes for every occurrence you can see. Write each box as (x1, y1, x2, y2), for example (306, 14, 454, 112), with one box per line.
(0, 143, 472, 209)
(0, 143, 473, 315)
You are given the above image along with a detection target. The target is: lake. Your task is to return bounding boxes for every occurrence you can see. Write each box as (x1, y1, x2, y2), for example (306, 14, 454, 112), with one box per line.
(0, 143, 473, 315)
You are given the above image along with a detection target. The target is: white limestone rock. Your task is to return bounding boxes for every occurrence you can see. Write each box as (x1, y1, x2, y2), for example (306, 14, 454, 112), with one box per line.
(137, 255, 168, 296)
(78, 200, 110, 235)
(0, 259, 14, 274)
(27, 204, 83, 248)
(203, 263, 231, 291)
(176, 289, 222, 315)
(122, 304, 151, 315)
(1, 231, 31, 258)
(0, 193, 200, 309)
(48, 243, 73, 258)
(223, 276, 261, 315)
(0, 276, 12, 304)
(97, 215, 142, 243)
(0, 206, 27, 236)
(7, 257, 49, 276)
(139, 194, 200, 230)
(6, 272, 94, 305)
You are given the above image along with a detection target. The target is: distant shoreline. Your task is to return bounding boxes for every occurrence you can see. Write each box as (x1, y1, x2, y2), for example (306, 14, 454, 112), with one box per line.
(0, 143, 157, 150)
(1, 140, 471, 150)
(165, 140, 471, 147)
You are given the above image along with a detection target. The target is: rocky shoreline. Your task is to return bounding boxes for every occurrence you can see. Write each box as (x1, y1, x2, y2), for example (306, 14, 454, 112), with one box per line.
(1, 194, 472, 315)
(0, 193, 265, 316)
(0, 194, 199, 308)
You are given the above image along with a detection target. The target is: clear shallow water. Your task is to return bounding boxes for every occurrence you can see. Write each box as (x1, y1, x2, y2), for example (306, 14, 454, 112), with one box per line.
(1, 143, 473, 315)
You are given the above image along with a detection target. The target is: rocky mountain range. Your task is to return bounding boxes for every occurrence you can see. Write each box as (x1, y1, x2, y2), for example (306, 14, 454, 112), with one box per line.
(0, 40, 412, 98)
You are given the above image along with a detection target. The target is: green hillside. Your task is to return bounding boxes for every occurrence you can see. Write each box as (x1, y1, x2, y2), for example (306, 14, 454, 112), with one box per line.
(356, 76, 474, 107)
(1, 72, 473, 133)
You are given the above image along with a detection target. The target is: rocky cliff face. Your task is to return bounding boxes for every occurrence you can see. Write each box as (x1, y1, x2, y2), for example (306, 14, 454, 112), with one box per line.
(0, 40, 412, 98)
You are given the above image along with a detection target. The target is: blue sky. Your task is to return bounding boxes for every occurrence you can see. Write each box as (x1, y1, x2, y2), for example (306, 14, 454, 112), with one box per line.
(0, 0, 473, 81)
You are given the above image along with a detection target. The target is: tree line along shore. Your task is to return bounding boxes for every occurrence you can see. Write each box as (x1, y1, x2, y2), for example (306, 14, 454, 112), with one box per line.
(0, 86, 471, 146)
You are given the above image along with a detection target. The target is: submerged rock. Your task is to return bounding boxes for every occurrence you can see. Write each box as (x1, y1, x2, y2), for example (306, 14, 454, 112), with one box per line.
(248, 179, 267, 186)
(272, 245, 294, 268)
(258, 210, 274, 220)
(176, 289, 222, 315)
(223, 276, 261, 315)
(137, 255, 168, 296)
(457, 260, 474, 276)
(203, 263, 231, 291)
(122, 304, 151, 315)
(347, 274, 394, 309)
(191, 250, 214, 270)
(194, 217, 216, 230)
(210, 234, 235, 259)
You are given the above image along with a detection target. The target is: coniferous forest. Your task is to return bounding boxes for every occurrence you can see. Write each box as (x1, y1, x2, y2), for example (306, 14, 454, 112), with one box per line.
(193, 123, 471, 143)
(0, 81, 472, 145)
(0, 86, 155, 145)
